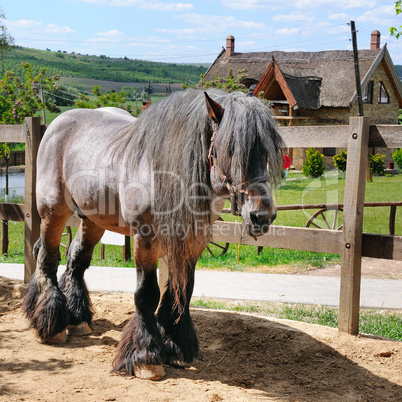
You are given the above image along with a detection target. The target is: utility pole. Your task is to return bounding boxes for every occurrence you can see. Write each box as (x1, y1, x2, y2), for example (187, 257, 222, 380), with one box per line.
(39, 84, 46, 125)
(350, 21, 363, 117)
(350, 20, 372, 181)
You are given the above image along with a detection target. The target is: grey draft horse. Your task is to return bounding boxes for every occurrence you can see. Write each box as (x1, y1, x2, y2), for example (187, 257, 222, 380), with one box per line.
(23, 89, 284, 380)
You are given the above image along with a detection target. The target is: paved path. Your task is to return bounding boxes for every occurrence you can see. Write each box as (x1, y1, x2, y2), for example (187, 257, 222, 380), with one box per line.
(1, 263, 401, 309)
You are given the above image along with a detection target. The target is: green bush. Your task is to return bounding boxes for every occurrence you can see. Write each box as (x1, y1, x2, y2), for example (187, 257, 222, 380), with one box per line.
(333, 149, 347, 172)
(392, 148, 402, 171)
(369, 153, 385, 176)
(302, 148, 324, 178)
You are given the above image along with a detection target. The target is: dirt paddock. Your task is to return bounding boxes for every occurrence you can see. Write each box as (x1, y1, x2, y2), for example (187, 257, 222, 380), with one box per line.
(1, 276, 401, 401)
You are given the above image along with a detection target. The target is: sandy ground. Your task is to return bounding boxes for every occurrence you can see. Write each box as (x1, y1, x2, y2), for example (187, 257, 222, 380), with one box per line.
(1, 275, 401, 401)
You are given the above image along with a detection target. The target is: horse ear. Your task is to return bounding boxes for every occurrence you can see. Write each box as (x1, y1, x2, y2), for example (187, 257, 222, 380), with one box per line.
(204, 92, 225, 124)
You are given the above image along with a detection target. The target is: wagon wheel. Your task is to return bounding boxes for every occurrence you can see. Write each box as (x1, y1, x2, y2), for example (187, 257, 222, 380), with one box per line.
(207, 217, 230, 257)
(306, 206, 343, 230)
(60, 226, 72, 257)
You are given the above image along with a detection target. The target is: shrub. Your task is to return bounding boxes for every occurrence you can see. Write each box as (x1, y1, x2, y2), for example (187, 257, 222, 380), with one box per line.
(392, 148, 402, 171)
(369, 153, 385, 176)
(333, 149, 347, 172)
(302, 148, 325, 178)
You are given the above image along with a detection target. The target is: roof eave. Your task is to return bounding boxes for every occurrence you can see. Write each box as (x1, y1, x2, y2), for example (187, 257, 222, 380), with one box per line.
(349, 46, 385, 108)
(200, 48, 226, 83)
(349, 45, 402, 108)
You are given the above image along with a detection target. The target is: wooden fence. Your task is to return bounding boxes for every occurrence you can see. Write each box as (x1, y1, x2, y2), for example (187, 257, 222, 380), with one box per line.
(160, 116, 402, 335)
(0, 116, 401, 336)
(0, 117, 42, 281)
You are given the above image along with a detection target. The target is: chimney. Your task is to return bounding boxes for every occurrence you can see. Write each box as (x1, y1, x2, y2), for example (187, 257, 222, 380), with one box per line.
(226, 35, 235, 58)
(370, 30, 381, 50)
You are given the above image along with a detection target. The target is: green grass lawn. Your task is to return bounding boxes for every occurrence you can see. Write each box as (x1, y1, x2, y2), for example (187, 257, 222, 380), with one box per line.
(190, 298, 402, 341)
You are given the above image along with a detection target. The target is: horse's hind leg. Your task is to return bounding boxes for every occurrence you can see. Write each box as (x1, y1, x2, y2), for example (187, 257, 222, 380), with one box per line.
(59, 218, 104, 335)
(23, 210, 71, 343)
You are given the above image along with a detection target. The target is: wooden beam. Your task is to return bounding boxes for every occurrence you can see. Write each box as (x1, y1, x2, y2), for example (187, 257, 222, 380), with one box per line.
(212, 222, 343, 254)
(339, 116, 370, 335)
(369, 125, 402, 148)
(0, 203, 24, 221)
(362, 233, 402, 260)
(0, 125, 26, 143)
(277, 124, 402, 149)
(1, 221, 8, 255)
(24, 118, 42, 283)
(279, 125, 350, 148)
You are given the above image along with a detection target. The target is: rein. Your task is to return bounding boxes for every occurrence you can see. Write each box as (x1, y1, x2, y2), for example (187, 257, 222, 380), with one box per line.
(208, 122, 270, 216)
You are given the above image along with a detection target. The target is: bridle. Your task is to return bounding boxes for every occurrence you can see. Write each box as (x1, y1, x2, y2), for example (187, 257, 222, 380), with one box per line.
(208, 121, 270, 216)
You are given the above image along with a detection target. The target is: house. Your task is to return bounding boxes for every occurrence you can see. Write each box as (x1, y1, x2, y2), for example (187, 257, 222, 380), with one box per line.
(204, 33, 402, 169)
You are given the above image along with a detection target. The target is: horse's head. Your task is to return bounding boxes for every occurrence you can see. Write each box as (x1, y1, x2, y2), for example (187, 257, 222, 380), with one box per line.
(205, 91, 284, 238)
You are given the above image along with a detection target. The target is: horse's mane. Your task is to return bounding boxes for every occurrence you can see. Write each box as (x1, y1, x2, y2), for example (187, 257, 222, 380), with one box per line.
(111, 89, 284, 309)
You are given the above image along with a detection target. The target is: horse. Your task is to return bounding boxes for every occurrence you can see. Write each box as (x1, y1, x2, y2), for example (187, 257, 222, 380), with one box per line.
(22, 88, 284, 380)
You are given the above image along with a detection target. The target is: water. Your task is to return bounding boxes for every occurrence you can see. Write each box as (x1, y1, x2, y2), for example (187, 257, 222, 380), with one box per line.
(0, 172, 25, 200)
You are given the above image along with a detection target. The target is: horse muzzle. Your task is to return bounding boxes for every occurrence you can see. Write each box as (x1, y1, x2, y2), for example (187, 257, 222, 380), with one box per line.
(245, 207, 277, 238)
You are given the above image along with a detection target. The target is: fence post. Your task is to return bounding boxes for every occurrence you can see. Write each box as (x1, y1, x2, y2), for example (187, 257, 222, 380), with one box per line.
(24, 117, 42, 283)
(338, 116, 370, 334)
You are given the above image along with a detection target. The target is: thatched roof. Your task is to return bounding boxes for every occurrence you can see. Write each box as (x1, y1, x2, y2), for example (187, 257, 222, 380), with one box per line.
(203, 47, 402, 109)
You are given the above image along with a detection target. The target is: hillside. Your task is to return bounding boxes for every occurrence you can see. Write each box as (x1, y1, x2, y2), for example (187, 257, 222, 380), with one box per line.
(0, 46, 208, 86)
(395, 64, 402, 80)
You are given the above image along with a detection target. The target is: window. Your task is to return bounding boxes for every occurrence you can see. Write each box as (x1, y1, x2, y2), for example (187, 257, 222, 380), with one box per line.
(362, 81, 373, 104)
(378, 82, 389, 104)
(323, 148, 336, 157)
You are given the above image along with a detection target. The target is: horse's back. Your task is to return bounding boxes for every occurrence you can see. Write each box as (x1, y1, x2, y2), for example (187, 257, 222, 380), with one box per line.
(36, 107, 136, 216)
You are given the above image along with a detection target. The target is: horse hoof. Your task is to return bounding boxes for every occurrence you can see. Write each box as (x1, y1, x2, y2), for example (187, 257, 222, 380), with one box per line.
(135, 365, 165, 381)
(46, 329, 68, 344)
(67, 322, 92, 336)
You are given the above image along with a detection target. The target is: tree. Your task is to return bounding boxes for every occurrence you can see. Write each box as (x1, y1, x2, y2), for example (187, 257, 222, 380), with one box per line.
(184, 68, 248, 93)
(0, 9, 14, 60)
(75, 85, 141, 117)
(333, 150, 347, 172)
(390, 1, 402, 38)
(302, 148, 325, 178)
(0, 62, 61, 200)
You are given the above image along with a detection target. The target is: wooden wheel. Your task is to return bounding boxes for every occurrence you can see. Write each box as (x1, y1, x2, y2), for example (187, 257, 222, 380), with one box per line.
(60, 226, 72, 257)
(207, 217, 230, 257)
(306, 206, 343, 230)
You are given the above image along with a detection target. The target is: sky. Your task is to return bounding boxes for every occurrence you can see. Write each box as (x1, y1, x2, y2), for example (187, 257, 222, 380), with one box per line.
(2, 0, 402, 66)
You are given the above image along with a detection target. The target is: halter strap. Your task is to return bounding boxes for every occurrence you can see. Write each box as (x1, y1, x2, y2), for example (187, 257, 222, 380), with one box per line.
(208, 127, 270, 216)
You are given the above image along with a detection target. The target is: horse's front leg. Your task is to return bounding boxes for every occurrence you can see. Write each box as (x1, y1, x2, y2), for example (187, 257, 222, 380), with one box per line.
(156, 263, 199, 367)
(113, 234, 165, 380)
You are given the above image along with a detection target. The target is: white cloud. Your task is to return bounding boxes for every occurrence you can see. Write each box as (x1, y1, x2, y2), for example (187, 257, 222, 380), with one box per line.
(356, 5, 396, 26)
(275, 28, 300, 35)
(174, 13, 266, 33)
(221, 0, 376, 10)
(96, 30, 125, 37)
(328, 13, 349, 21)
(272, 13, 315, 24)
(8, 19, 75, 34)
(220, 0, 279, 10)
(76, 0, 194, 10)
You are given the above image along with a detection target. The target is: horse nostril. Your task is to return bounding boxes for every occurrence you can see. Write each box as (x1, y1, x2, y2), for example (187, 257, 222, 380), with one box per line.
(250, 211, 266, 225)
(250, 210, 276, 226)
